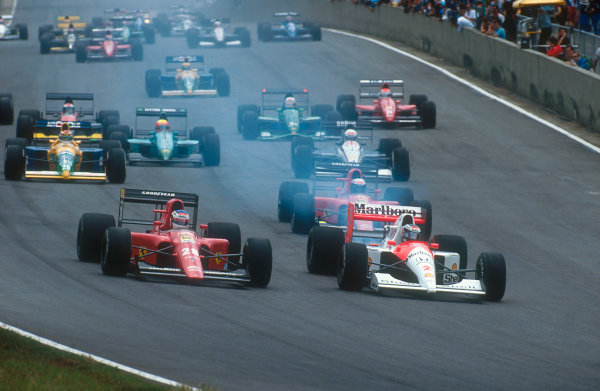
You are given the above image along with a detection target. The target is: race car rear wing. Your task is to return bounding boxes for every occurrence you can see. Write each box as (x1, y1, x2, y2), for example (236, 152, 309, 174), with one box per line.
(261, 88, 309, 115)
(313, 164, 385, 194)
(135, 107, 188, 138)
(33, 120, 102, 143)
(359, 79, 405, 100)
(273, 12, 300, 17)
(118, 188, 200, 230)
(318, 120, 373, 142)
(45, 93, 95, 117)
(345, 203, 425, 243)
(165, 55, 204, 72)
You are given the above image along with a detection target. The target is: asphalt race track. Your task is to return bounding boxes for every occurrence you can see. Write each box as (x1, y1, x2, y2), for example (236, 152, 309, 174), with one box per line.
(1, 1, 599, 390)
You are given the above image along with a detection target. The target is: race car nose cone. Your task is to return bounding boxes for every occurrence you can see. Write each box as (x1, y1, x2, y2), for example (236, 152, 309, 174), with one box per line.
(160, 149, 171, 160)
(62, 170, 71, 179)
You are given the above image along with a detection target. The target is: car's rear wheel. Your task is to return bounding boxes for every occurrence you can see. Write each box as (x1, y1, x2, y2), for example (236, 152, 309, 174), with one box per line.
(40, 32, 52, 54)
(145, 69, 162, 98)
(278, 181, 309, 222)
(77, 213, 116, 262)
(409, 94, 428, 110)
(244, 238, 272, 287)
(242, 111, 259, 140)
(392, 147, 410, 181)
(207, 222, 241, 267)
(383, 187, 414, 205)
(292, 144, 313, 179)
(131, 41, 143, 61)
(16, 114, 35, 144)
(0, 94, 14, 125)
(307, 226, 345, 275)
(291, 193, 315, 234)
(410, 199, 433, 241)
(202, 133, 220, 166)
(101, 227, 131, 276)
(237, 104, 258, 133)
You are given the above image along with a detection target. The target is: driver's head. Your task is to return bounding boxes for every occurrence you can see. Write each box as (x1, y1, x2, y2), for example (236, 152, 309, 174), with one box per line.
(58, 123, 73, 141)
(343, 128, 357, 141)
(155, 119, 169, 131)
(401, 224, 421, 241)
(182, 56, 191, 70)
(62, 103, 75, 115)
(171, 209, 190, 229)
(284, 96, 297, 109)
(349, 178, 366, 194)
(214, 20, 221, 27)
(380, 82, 391, 97)
(286, 15, 293, 21)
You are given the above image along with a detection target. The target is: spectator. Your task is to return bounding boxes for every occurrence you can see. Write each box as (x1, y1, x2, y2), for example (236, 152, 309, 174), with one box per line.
(457, 6, 476, 31)
(487, 4, 505, 24)
(480, 15, 491, 34)
(486, 17, 506, 38)
(537, 6, 554, 51)
(573, 51, 591, 69)
(464, 2, 478, 25)
(475, 0, 486, 27)
(593, 47, 600, 73)
(546, 36, 564, 57)
(503, 0, 517, 42)
(591, 0, 600, 34)
(558, 44, 574, 62)
(580, 0, 592, 32)
(555, 27, 570, 46)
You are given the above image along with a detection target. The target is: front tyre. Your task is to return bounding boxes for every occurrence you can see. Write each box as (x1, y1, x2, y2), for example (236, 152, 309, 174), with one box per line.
(476, 252, 506, 302)
(244, 238, 272, 287)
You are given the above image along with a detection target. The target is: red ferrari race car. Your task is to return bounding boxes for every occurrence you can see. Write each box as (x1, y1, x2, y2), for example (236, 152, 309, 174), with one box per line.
(336, 80, 436, 129)
(75, 27, 143, 62)
(306, 203, 506, 301)
(277, 167, 432, 238)
(76, 189, 272, 287)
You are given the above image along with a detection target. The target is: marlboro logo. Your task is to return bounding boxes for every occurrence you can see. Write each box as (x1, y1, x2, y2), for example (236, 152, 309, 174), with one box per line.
(353, 203, 419, 216)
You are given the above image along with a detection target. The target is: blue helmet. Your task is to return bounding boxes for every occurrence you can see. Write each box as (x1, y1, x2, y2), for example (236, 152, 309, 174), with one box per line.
(172, 209, 190, 228)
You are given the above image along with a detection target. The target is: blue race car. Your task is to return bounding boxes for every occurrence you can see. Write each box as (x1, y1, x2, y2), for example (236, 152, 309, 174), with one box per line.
(257, 12, 321, 42)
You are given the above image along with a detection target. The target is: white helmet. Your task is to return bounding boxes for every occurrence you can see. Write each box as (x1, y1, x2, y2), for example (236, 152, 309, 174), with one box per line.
(401, 224, 421, 241)
(349, 178, 366, 194)
(344, 129, 358, 141)
(284, 96, 297, 108)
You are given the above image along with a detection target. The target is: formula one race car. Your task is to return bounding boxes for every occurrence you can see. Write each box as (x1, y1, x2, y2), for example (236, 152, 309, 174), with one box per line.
(76, 189, 272, 287)
(186, 18, 250, 48)
(337, 80, 436, 129)
(75, 27, 143, 62)
(4, 122, 126, 182)
(305, 204, 506, 301)
(257, 12, 320, 42)
(277, 167, 432, 238)
(38, 16, 90, 54)
(0, 15, 28, 40)
(117, 107, 220, 166)
(15, 93, 120, 144)
(0, 93, 13, 124)
(153, 5, 206, 37)
(237, 89, 340, 140)
(290, 120, 410, 181)
(92, 8, 155, 44)
(145, 56, 229, 97)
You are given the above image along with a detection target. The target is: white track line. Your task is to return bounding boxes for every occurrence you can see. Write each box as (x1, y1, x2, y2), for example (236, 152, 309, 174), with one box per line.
(326, 28, 600, 155)
(0, 321, 199, 390)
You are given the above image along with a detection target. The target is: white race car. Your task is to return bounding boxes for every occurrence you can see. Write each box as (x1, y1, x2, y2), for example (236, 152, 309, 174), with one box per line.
(306, 203, 506, 301)
(0, 15, 28, 40)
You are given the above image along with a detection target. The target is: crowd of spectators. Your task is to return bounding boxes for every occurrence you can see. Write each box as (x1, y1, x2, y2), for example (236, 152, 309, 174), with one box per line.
(332, 0, 600, 72)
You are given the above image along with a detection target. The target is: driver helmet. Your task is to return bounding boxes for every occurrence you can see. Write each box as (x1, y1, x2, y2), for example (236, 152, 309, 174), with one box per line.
(105, 29, 113, 38)
(62, 103, 75, 115)
(349, 178, 366, 194)
(286, 15, 293, 22)
(155, 119, 169, 131)
(343, 128, 358, 141)
(214, 20, 222, 27)
(380, 82, 392, 98)
(58, 124, 73, 141)
(401, 224, 421, 241)
(171, 209, 190, 229)
(182, 56, 191, 70)
(284, 96, 297, 109)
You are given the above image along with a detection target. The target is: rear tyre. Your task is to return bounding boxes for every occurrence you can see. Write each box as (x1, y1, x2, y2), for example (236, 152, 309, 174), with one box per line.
(109, 131, 129, 152)
(17, 24, 28, 40)
(98, 110, 120, 127)
(4, 145, 25, 180)
(77, 213, 116, 262)
(306, 226, 345, 274)
(310, 24, 322, 41)
(336, 94, 355, 112)
(105, 124, 131, 142)
(191, 126, 215, 141)
(337, 242, 368, 291)
(132, 41, 143, 61)
(0, 94, 13, 125)
(214, 71, 230, 97)
(101, 227, 131, 276)
(106, 148, 126, 183)
(145, 69, 162, 98)
(5, 137, 29, 149)
(202, 133, 220, 166)
(16, 114, 35, 143)
(409, 94, 428, 110)
(244, 238, 272, 287)
(207, 222, 241, 267)
(392, 147, 410, 181)
(40, 33, 52, 54)
(421, 101, 436, 129)
(340, 101, 358, 121)
(278, 181, 309, 222)
(311, 104, 334, 119)
(378, 138, 402, 158)
(242, 111, 259, 140)
(100, 140, 122, 159)
(476, 252, 506, 302)
(432, 235, 467, 284)
(18, 109, 41, 122)
(410, 199, 433, 241)
(38, 24, 53, 40)
(75, 42, 87, 62)
(238, 27, 251, 47)
(292, 144, 313, 179)
(291, 193, 315, 234)
(384, 187, 414, 205)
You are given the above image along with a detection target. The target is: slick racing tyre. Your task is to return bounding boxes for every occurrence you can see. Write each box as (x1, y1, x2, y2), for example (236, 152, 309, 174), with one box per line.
(238, 27, 251, 47)
(143, 24, 155, 44)
(337, 242, 368, 291)
(192, 126, 216, 142)
(292, 144, 313, 179)
(378, 138, 402, 158)
(98, 110, 120, 128)
(421, 101, 437, 129)
(75, 42, 87, 62)
(17, 24, 28, 40)
(392, 147, 410, 181)
(109, 131, 129, 152)
(336, 94, 355, 112)
(202, 133, 220, 166)
(40, 32, 52, 54)
(77, 213, 116, 262)
(311, 104, 334, 119)
(38, 24, 53, 40)
(291, 193, 315, 234)
(18, 109, 41, 122)
(432, 235, 467, 284)
(4, 145, 25, 181)
(132, 41, 143, 61)
(106, 124, 131, 142)
(16, 114, 35, 144)
(0, 93, 14, 125)
(476, 252, 506, 302)
(207, 222, 241, 267)
(145, 69, 162, 98)
(408, 94, 428, 110)
(278, 181, 309, 222)
(5, 137, 29, 150)
(383, 187, 414, 205)
(410, 199, 433, 241)
(101, 227, 131, 276)
(100, 140, 121, 160)
(237, 104, 258, 133)
(242, 111, 259, 140)
(244, 238, 272, 287)
(214, 71, 230, 97)
(106, 148, 126, 183)
(306, 226, 345, 275)
(310, 24, 322, 41)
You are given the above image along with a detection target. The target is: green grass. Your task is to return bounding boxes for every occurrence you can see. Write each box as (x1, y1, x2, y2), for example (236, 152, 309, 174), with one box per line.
(0, 327, 207, 391)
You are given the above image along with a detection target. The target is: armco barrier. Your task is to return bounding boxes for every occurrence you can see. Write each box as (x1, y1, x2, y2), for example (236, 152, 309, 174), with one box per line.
(214, 0, 600, 130)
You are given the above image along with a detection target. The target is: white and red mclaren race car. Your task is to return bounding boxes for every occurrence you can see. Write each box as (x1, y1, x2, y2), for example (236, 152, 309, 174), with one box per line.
(306, 203, 506, 301)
